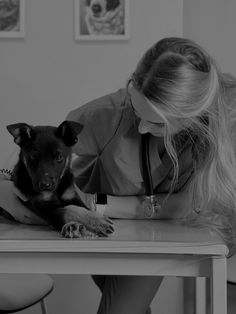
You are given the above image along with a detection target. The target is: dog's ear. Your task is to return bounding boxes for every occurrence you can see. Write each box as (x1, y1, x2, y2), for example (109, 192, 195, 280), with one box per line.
(6, 123, 33, 147)
(106, 0, 120, 11)
(56, 120, 83, 147)
(85, 0, 91, 6)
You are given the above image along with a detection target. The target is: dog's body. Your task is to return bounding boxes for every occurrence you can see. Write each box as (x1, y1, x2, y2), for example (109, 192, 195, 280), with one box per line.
(7, 121, 114, 238)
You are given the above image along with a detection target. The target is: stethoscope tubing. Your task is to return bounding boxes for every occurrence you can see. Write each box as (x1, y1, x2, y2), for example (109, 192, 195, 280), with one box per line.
(141, 133, 154, 196)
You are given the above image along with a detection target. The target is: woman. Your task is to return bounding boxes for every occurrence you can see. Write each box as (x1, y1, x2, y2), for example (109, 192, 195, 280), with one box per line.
(63, 37, 236, 313)
(2, 37, 236, 313)
(68, 37, 236, 241)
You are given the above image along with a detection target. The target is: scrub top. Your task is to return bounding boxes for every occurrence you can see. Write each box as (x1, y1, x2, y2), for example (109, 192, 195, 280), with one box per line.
(66, 89, 194, 196)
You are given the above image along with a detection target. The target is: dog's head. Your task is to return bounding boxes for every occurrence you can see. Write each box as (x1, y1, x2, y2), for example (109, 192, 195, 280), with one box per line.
(86, 0, 120, 18)
(7, 121, 83, 193)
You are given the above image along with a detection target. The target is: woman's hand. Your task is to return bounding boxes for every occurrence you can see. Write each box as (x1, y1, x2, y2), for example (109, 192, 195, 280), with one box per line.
(0, 179, 46, 225)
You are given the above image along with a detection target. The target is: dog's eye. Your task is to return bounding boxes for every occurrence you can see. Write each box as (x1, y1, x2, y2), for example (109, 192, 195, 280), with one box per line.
(55, 152, 63, 163)
(30, 153, 38, 160)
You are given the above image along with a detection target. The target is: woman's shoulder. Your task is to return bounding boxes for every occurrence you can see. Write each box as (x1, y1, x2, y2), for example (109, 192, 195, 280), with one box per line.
(66, 88, 132, 153)
(66, 88, 128, 123)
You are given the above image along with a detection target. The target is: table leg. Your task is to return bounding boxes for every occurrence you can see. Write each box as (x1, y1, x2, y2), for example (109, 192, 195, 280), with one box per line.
(195, 277, 207, 314)
(210, 256, 227, 314)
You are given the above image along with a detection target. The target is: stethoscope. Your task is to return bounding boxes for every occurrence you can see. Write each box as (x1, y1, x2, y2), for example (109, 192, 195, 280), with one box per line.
(128, 85, 162, 217)
(141, 133, 161, 218)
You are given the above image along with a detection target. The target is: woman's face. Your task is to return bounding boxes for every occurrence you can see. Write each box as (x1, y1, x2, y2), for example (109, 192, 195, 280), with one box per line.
(137, 117, 184, 137)
(129, 86, 185, 137)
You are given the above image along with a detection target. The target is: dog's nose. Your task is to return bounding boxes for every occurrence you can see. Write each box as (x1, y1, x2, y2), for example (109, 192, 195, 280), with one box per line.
(39, 182, 52, 191)
(92, 4, 102, 14)
(38, 178, 55, 191)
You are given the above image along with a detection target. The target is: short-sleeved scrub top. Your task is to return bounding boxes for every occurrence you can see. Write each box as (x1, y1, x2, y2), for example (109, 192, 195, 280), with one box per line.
(66, 89, 195, 196)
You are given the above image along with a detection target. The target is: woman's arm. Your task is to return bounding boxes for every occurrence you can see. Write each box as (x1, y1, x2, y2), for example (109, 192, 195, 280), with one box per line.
(156, 189, 193, 219)
(0, 179, 46, 225)
(104, 188, 193, 219)
(0, 178, 97, 225)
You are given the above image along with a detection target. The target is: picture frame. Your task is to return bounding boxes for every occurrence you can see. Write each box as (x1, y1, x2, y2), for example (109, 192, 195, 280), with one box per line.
(0, 0, 25, 38)
(75, 0, 130, 41)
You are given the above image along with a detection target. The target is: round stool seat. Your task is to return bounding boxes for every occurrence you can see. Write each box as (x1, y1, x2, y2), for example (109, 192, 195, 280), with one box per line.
(0, 274, 53, 313)
(227, 253, 236, 283)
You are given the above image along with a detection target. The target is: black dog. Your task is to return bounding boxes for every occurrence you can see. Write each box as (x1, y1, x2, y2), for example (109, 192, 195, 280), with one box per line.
(7, 121, 114, 238)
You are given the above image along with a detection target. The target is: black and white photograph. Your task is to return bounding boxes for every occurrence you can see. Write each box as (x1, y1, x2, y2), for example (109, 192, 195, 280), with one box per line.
(0, 0, 24, 38)
(0, 1, 236, 314)
(75, 0, 130, 40)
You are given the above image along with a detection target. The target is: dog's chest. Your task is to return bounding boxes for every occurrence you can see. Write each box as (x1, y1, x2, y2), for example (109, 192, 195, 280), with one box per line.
(39, 191, 55, 202)
(61, 185, 78, 202)
(33, 185, 78, 207)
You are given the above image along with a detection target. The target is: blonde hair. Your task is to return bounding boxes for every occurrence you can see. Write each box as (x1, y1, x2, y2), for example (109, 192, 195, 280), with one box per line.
(130, 37, 236, 251)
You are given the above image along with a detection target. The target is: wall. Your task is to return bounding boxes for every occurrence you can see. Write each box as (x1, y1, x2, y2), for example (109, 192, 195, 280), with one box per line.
(0, 0, 183, 166)
(183, 0, 236, 76)
(0, 1, 184, 314)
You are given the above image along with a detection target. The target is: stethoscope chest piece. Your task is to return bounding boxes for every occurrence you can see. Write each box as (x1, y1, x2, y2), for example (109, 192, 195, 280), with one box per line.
(141, 195, 161, 218)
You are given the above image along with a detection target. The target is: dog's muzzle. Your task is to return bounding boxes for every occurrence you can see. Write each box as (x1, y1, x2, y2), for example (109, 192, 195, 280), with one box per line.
(92, 3, 102, 15)
(38, 174, 56, 191)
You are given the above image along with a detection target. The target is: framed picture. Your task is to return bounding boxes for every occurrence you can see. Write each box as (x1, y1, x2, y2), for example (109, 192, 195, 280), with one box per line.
(75, 0, 130, 41)
(0, 0, 25, 38)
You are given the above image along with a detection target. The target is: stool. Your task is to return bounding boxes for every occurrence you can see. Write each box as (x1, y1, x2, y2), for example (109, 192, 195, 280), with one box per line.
(0, 274, 53, 313)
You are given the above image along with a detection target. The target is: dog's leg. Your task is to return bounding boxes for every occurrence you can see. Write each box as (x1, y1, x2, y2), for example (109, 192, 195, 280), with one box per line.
(48, 205, 114, 238)
(61, 183, 96, 211)
(61, 221, 98, 238)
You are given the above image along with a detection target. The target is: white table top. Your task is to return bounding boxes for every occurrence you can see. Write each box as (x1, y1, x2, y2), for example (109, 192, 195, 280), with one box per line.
(0, 217, 228, 256)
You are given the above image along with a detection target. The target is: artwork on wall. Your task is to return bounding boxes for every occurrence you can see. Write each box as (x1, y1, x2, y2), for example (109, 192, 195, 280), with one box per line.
(74, 0, 130, 41)
(0, 0, 25, 38)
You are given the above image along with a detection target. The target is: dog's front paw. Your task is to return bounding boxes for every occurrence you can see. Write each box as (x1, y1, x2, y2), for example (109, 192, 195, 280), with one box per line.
(84, 213, 114, 237)
(61, 221, 97, 239)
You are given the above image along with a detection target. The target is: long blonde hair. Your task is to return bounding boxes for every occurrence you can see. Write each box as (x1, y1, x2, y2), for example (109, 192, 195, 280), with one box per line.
(131, 37, 236, 250)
